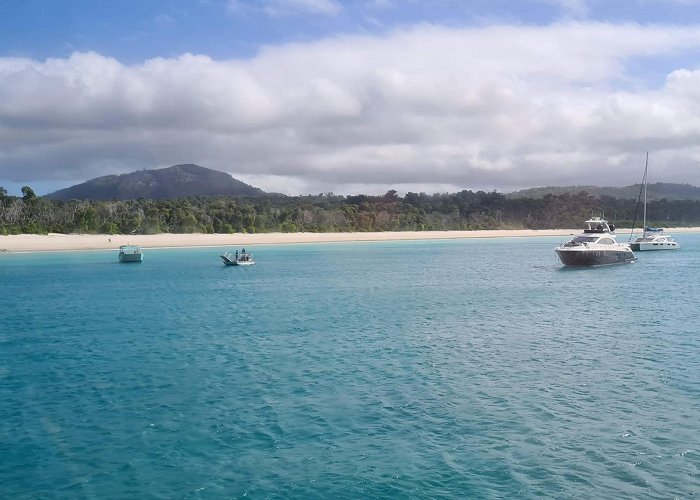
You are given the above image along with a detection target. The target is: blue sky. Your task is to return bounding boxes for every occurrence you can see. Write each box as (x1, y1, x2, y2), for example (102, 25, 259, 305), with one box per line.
(4, 1, 700, 62)
(2, 0, 700, 195)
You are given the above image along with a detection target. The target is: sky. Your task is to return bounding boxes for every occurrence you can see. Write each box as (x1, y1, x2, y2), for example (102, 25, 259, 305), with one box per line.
(2, 0, 700, 196)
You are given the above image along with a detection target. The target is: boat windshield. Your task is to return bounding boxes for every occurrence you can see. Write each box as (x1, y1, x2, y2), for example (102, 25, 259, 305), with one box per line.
(570, 235, 599, 243)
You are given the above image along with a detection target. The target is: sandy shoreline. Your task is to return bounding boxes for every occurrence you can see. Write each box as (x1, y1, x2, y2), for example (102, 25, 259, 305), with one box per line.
(2, 228, 700, 253)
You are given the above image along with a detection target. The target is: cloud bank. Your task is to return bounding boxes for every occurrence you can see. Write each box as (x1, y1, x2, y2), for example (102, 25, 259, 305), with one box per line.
(2, 22, 700, 195)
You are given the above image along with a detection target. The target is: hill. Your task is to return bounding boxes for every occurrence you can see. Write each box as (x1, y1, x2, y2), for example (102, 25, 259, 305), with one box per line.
(506, 182, 700, 201)
(46, 164, 268, 201)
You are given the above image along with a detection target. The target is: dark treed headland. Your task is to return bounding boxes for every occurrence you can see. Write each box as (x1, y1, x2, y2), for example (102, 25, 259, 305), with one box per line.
(2, 164, 700, 235)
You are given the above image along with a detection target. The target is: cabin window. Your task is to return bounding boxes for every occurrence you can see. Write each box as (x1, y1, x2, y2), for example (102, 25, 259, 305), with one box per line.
(571, 236, 599, 243)
(598, 238, 615, 245)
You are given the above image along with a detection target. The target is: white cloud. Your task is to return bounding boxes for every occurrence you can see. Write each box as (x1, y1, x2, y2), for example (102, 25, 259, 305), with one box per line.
(2, 22, 700, 195)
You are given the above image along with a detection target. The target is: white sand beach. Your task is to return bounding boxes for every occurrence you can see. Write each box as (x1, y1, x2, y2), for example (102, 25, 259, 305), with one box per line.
(2, 228, 700, 253)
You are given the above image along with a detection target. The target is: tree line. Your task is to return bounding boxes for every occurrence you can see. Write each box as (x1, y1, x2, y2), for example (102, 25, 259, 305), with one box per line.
(2, 185, 700, 235)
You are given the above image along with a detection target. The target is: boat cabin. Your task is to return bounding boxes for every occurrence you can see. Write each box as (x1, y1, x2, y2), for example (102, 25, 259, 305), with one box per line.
(582, 217, 615, 234)
(564, 234, 617, 247)
(118, 244, 143, 263)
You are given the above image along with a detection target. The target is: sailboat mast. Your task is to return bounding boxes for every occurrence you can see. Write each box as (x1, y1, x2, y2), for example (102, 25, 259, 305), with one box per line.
(643, 152, 648, 233)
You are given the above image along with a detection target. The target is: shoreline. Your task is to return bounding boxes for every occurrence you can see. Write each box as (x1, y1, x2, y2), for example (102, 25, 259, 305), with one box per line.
(2, 228, 700, 253)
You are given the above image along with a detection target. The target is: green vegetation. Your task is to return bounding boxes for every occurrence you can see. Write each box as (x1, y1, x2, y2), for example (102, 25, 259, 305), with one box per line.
(2, 187, 700, 235)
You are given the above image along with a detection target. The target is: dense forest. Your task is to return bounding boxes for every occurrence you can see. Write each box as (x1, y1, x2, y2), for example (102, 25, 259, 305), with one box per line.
(2, 185, 700, 235)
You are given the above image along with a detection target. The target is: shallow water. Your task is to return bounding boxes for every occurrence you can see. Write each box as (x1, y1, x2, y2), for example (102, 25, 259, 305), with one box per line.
(1, 236, 699, 498)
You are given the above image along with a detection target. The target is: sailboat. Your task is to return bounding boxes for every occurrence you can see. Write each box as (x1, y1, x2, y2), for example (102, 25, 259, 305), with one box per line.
(629, 153, 680, 251)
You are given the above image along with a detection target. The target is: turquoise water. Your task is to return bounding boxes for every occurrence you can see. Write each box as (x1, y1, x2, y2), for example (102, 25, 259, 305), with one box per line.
(1, 236, 699, 498)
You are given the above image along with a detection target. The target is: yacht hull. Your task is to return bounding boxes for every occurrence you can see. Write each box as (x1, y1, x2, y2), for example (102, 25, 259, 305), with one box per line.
(630, 241, 679, 251)
(119, 253, 143, 263)
(223, 260, 254, 266)
(555, 248, 636, 267)
(221, 254, 255, 266)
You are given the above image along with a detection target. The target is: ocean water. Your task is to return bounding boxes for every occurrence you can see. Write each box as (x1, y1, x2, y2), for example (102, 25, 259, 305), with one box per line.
(1, 235, 699, 498)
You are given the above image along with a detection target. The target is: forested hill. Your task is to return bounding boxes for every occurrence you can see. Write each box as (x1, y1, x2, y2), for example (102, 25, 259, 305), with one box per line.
(4, 188, 700, 236)
(507, 183, 700, 201)
(46, 164, 268, 201)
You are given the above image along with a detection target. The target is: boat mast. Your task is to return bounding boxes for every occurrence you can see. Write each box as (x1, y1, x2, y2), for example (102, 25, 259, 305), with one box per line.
(642, 152, 648, 234)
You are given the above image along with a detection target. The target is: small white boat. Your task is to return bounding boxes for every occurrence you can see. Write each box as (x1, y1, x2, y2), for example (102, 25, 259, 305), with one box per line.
(221, 249, 255, 266)
(119, 244, 143, 263)
(555, 217, 637, 267)
(629, 153, 680, 251)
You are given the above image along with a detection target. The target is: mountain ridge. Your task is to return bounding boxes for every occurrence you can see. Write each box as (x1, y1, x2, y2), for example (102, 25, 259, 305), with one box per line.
(506, 182, 700, 201)
(46, 164, 268, 201)
(41, 165, 700, 202)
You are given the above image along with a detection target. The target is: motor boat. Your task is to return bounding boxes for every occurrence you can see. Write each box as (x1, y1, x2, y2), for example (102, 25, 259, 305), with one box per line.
(555, 217, 636, 267)
(118, 244, 143, 263)
(221, 249, 255, 266)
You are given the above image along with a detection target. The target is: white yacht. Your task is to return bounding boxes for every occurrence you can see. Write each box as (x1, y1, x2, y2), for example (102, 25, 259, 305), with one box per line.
(555, 217, 637, 267)
(629, 154, 680, 251)
(629, 227, 679, 251)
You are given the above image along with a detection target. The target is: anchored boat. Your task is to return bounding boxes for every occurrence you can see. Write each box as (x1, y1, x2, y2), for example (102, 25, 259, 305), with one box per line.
(630, 227, 679, 251)
(555, 217, 636, 267)
(629, 153, 680, 251)
(221, 248, 255, 266)
(118, 244, 143, 263)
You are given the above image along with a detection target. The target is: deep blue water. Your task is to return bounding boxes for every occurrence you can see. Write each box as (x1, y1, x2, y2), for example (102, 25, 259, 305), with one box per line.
(1, 236, 699, 498)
